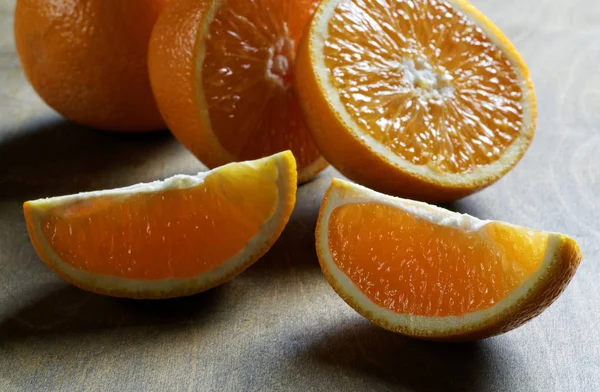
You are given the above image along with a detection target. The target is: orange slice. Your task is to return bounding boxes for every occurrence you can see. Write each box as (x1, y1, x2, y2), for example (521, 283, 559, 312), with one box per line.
(297, 0, 536, 202)
(316, 179, 582, 340)
(148, 0, 327, 183)
(24, 152, 297, 299)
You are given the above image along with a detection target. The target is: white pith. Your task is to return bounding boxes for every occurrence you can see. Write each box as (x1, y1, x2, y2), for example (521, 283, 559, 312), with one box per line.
(318, 179, 562, 335)
(401, 56, 455, 105)
(308, 0, 536, 185)
(266, 34, 295, 88)
(26, 152, 295, 297)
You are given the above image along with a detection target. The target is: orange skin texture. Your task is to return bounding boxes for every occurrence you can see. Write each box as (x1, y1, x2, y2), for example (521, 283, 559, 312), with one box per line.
(14, 0, 168, 131)
(295, 0, 537, 202)
(148, 0, 328, 183)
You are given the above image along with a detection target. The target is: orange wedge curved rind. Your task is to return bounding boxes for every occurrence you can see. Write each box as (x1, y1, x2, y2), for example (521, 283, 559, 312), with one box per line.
(297, 0, 537, 202)
(24, 152, 297, 299)
(316, 179, 582, 340)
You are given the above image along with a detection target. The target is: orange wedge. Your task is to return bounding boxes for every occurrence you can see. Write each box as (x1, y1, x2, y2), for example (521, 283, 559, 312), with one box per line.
(316, 179, 582, 340)
(297, 0, 536, 202)
(24, 152, 297, 299)
(148, 0, 327, 183)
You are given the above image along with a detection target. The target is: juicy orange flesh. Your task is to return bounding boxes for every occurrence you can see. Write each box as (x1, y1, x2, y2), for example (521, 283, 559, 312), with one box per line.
(328, 203, 547, 317)
(202, 0, 322, 169)
(39, 164, 279, 280)
(323, 0, 524, 173)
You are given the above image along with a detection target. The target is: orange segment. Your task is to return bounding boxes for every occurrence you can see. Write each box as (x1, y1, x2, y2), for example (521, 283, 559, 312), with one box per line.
(24, 152, 297, 299)
(39, 163, 278, 280)
(296, 0, 537, 201)
(328, 202, 547, 317)
(149, 0, 327, 183)
(317, 179, 582, 340)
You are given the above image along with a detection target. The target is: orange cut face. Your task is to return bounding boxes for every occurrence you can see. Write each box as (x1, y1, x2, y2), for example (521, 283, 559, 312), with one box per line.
(39, 164, 279, 280)
(323, 0, 525, 173)
(327, 202, 547, 317)
(202, 0, 322, 170)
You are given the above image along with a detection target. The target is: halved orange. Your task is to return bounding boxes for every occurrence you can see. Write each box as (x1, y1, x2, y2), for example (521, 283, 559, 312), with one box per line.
(24, 152, 297, 299)
(316, 179, 582, 340)
(297, 0, 536, 202)
(148, 0, 327, 183)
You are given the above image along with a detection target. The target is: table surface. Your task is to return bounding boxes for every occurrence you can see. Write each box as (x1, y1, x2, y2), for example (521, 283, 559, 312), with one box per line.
(1, 0, 599, 391)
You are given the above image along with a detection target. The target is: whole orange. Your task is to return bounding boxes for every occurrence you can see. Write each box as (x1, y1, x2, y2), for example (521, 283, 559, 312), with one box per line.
(14, 0, 168, 131)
